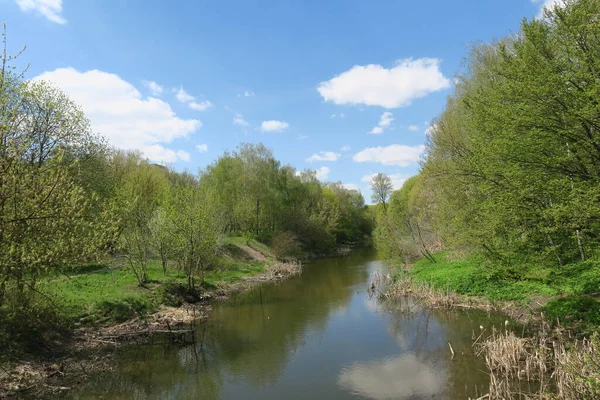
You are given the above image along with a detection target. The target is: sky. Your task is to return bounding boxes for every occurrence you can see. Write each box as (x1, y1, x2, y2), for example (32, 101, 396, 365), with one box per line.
(3, 0, 561, 202)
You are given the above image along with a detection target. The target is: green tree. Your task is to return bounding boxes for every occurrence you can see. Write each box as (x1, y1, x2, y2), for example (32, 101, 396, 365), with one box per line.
(370, 173, 393, 212)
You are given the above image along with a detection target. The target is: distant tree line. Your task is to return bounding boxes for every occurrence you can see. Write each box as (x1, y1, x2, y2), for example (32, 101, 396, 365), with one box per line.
(375, 0, 600, 272)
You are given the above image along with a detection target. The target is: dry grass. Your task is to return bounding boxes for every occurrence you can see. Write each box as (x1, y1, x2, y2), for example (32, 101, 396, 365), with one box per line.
(373, 271, 485, 310)
(265, 261, 302, 279)
(475, 324, 600, 399)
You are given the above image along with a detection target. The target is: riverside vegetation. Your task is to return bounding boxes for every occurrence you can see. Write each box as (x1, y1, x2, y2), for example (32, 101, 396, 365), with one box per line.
(372, 1, 600, 398)
(0, 25, 373, 385)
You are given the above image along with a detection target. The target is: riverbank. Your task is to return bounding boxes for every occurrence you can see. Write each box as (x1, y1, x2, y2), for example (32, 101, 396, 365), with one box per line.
(385, 252, 600, 332)
(379, 252, 600, 399)
(0, 237, 301, 399)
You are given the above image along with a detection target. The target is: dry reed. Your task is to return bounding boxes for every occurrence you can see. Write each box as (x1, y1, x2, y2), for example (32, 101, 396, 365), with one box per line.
(476, 324, 600, 399)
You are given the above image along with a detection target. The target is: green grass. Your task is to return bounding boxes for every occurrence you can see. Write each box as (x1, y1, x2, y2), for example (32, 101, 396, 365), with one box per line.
(406, 252, 600, 332)
(43, 237, 272, 324)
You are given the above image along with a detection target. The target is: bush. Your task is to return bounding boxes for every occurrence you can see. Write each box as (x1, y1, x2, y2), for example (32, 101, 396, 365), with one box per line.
(271, 231, 300, 260)
(0, 290, 69, 356)
(94, 296, 153, 323)
(544, 296, 600, 334)
(157, 281, 201, 307)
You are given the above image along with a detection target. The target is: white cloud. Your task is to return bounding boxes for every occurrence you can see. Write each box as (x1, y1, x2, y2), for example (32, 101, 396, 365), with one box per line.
(306, 151, 341, 162)
(238, 91, 254, 97)
(532, 0, 564, 17)
(317, 58, 450, 109)
(331, 113, 346, 119)
(361, 173, 411, 190)
(233, 113, 250, 127)
(297, 135, 308, 141)
(196, 144, 208, 153)
(16, 0, 66, 24)
(340, 145, 351, 152)
(189, 100, 213, 111)
(34, 68, 200, 163)
(353, 144, 425, 166)
(142, 80, 163, 96)
(173, 86, 212, 111)
(315, 166, 330, 181)
(408, 125, 419, 132)
(369, 111, 394, 135)
(342, 183, 359, 191)
(260, 120, 289, 132)
(174, 86, 195, 103)
(142, 145, 190, 163)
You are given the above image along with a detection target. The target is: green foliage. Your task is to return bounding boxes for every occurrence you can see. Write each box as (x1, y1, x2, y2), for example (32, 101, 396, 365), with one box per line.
(200, 143, 372, 250)
(544, 297, 600, 334)
(376, 1, 600, 331)
(270, 231, 301, 260)
(410, 252, 562, 302)
(421, 0, 600, 267)
(95, 296, 153, 323)
(370, 173, 393, 210)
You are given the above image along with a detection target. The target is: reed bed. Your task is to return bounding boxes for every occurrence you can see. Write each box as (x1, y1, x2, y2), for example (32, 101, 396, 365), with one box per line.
(475, 324, 600, 399)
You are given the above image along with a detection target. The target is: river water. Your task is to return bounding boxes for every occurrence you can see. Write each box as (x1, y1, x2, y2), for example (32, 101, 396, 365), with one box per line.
(69, 248, 506, 399)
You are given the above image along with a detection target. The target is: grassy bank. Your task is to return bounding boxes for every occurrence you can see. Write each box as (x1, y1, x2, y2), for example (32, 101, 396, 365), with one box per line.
(399, 252, 600, 334)
(41, 236, 287, 326)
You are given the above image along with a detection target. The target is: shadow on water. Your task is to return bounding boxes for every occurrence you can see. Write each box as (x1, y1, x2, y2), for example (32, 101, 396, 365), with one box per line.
(68, 248, 507, 399)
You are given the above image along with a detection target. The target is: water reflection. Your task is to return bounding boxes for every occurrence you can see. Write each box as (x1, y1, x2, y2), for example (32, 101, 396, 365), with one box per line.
(67, 248, 502, 400)
(338, 354, 443, 399)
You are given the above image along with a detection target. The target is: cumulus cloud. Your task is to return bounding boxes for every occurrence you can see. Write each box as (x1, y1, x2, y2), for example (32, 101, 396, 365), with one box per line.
(331, 113, 345, 119)
(306, 151, 341, 162)
(233, 113, 250, 127)
(142, 145, 190, 163)
(189, 100, 213, 111)
(317, 58, 450, 109)
(369, 111, 394, 135)
(315, 166, 330, 181)
(361, 173, 411, 190)
(260, 120, 289, 132)
(196, 144, 208, 153)
(142, 80, 163, 96)
(408, 125, 419, 132)
(338, 355, 443, 399)
(16, 0, 66, 24)
(238, 91, 254, 97)
(353, 144, 425, 166)
(340, 145, 351, 152)
(34, 68, 200, 163)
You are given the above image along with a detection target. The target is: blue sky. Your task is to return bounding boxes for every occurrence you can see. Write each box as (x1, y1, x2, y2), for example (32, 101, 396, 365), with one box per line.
(4, 0, 557, 201)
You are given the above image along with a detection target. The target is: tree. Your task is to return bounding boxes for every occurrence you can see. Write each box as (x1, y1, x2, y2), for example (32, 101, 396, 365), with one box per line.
(168, 183, 220, 291)
(0, 31, 115, 347)
(117, 163, 168, 284)
(370, 173, 393, 211)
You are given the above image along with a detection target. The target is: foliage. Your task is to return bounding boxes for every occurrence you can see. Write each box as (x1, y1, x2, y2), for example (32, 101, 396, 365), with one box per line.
(270, 231, 301, 260)
(370, 173, 393, 211)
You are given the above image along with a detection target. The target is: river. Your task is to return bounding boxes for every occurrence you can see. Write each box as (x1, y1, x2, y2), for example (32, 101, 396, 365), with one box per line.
(69, 248, 506, 399)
